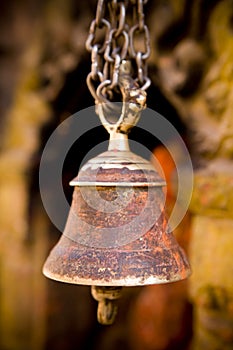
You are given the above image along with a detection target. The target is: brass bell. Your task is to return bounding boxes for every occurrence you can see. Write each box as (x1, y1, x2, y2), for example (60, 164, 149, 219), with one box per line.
(43, 114, 191, 324)
(43, 58, 191, 324)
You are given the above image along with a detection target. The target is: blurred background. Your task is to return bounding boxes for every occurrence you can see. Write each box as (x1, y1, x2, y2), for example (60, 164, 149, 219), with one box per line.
(0, 0, 233, 349)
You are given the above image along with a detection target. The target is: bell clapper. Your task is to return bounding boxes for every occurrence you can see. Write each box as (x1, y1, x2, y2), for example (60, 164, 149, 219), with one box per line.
(91, 286, 122, 325)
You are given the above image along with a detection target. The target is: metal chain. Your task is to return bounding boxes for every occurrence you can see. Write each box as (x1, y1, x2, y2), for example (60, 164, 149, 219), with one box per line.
(86, 0, 151, 105)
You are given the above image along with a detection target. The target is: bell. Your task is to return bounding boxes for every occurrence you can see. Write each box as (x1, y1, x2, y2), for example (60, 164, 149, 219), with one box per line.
(43, 58, 191, 323)
(43, 127, 191, 324)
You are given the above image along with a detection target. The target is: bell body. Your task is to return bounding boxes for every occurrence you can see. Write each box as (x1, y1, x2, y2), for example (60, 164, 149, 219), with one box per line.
(43, 143, 191, 286)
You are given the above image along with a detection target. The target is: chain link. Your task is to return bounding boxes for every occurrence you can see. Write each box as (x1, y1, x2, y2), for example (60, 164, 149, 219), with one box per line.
(86, 0, 151, 104)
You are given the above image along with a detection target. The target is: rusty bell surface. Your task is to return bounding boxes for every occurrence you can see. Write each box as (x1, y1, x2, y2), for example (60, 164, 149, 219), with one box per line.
(43, 133, 191, 287)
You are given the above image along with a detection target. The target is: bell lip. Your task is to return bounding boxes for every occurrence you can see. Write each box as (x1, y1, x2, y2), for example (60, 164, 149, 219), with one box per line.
(69, 180, 167, 187)
(42, 266, 192, 287)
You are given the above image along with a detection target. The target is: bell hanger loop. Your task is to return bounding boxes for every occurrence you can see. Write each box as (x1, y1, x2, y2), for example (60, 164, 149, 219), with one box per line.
(96, 60, 147, 151)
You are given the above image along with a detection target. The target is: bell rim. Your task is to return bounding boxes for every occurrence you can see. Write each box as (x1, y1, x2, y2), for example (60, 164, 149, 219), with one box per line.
(43, 266, 192, 287)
